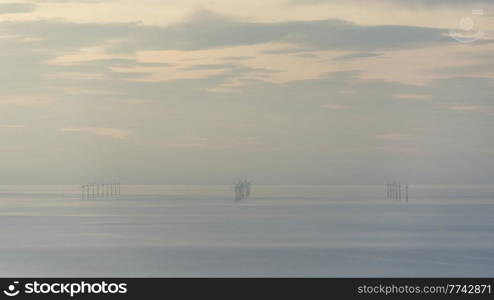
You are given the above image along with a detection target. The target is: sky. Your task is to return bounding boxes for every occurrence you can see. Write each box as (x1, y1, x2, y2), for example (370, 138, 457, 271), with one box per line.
(0, 0, 493, 184)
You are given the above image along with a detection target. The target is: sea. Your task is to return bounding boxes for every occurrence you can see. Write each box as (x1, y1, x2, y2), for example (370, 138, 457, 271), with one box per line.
(0, 184, 493, 277)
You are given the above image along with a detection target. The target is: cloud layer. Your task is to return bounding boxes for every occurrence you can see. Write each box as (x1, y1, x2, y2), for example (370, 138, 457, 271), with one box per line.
(0, 2, 493, 184)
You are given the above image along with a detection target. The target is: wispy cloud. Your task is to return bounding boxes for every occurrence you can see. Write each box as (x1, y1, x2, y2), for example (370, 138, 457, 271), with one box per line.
(0, 10, 452, 55)
(393, 93, 431, 100)
(448, 105, 494, 115)
(288, 0, 493, 6)
(0, 3, 36, 14)
(0, 124, 26, 128)
(332, 52, 383, 61)
(33, 0, 107, 2)
(0, 96, 55, 106)
(60, 127, 129, 139)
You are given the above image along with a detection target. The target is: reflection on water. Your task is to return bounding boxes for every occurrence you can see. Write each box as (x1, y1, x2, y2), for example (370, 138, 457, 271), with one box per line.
(0, 185, 493, 277)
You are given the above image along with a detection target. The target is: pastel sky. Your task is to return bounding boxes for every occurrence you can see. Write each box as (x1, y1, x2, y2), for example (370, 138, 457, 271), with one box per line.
(1, 0, 493, 184)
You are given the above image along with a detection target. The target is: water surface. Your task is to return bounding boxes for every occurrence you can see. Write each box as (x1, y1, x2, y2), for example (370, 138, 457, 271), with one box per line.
(0, 185, 493, 277)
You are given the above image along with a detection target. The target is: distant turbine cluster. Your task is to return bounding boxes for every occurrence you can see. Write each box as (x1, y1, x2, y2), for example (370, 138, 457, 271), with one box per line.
(234, 180, 251, 202)
(82, 182, 121, 200)
(386, 181, 408, 202)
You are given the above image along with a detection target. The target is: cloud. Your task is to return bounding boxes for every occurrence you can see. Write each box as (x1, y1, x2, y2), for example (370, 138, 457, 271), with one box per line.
(121, 11, 452, 52)
(447, 105, 494, 115)
(0, 124, 26, 128)
(332, 52, 383, 61)
(31, 0, 107, 2)
(49, 58, 172, 69)
(220, 56, 255, 61)
(0, 3, 36, 14)
(0, 10, 452, 56)
(60, 127, 129, 139)
(0, 20, 133, 53)
(288, 0, 493, 6)
(261, 47, 314, 54)
(182, 63, 237, 71)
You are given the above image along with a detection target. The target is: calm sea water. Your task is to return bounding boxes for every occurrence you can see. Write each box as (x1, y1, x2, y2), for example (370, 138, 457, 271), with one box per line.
(0, 185, 493, 277)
